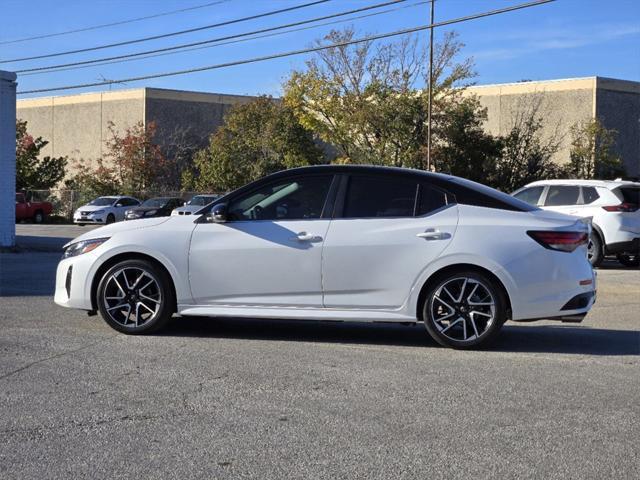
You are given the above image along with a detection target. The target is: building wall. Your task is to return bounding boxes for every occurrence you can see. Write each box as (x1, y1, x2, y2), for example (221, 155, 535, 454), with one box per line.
(467, 77, 640, 177)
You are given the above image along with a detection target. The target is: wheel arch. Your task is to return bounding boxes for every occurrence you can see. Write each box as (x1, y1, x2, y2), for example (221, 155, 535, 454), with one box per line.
(415, 263, 513, 322)
(90, 252, 177, 313)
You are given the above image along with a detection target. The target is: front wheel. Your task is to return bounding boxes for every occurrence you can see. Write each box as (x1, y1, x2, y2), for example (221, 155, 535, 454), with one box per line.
(423, 271, 507, 349)
(106, 213, 115, 224)
(96, 259, 174, 334)
(617, 253, 640, 268)
(33, 211, 44, 224)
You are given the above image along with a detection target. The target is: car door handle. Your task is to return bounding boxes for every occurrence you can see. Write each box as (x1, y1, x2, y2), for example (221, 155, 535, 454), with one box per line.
(293, 232, 322, 242)
(416, 229, 450, 240)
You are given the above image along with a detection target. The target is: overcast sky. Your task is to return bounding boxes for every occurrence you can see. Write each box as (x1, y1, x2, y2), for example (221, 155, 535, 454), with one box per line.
(2, 0, 639, 98)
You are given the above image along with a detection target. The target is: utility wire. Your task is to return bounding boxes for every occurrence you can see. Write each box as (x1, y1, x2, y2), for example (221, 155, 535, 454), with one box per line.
(1, 0, 330, 64)
(20, 1, 426, 77)
(17, 0, 556, 95)
(0, 1, 231, 45)
(16, 0, 408, 74)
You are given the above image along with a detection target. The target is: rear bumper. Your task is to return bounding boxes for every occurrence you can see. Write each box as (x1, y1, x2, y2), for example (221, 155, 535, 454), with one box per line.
(606, 237, 640, 255)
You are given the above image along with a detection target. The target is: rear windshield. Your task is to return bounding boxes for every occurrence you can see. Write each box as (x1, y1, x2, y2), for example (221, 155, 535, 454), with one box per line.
(449, 177, 539, 212)
(616, 186, 640, 205)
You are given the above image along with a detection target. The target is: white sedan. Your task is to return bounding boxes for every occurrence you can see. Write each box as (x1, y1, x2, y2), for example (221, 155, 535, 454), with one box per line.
(73, 196, 140, 225)
(55, 166, 595, 349)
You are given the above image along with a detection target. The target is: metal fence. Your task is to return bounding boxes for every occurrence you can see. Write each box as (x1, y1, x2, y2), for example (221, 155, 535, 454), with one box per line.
(25, 190, 223, 221)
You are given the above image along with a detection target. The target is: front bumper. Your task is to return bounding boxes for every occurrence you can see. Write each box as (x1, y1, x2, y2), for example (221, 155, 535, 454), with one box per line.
(54, 255, 95, 310)
(74, 214, 106, 224)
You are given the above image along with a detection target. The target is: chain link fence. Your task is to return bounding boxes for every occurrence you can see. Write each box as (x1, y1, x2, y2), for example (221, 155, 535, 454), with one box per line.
(24, 190, 224, 222)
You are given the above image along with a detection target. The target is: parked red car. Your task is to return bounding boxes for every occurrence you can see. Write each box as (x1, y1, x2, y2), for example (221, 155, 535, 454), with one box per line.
(15, 192, 53, 223)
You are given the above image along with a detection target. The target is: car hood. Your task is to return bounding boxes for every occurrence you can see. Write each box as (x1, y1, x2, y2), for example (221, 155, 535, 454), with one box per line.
(77, 204, 113, 212)
(64, 216, 171, 247)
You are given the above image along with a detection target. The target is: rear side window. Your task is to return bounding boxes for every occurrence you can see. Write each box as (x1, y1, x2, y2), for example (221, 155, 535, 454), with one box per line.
(343, 176, 417, 218)
(417, 184, 448, 216)
(616, 187, 640, 205)
(545, 186, 580, 206)
(581, 187, 600, 204)
(513, 186, 544, 205)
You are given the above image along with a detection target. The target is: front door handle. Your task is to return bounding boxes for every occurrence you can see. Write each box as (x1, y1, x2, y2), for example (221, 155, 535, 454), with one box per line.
(416, 229, 450, 240)
(293, 232, 322, 242)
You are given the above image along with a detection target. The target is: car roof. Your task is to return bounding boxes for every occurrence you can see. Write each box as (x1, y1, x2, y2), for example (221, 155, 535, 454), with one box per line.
(523, 179, 640, 189)
(271, 164, 454, 181)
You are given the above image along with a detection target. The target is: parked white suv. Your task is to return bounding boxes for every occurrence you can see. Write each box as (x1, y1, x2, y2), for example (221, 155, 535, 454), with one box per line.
(513, 180, 640, 267)
(73, 196, 140, 226)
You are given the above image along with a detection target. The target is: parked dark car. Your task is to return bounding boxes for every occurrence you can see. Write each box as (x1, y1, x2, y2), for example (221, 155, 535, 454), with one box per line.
(124, 197, 183, 220)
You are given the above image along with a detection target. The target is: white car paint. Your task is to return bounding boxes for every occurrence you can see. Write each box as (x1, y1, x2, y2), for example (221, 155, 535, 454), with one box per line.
(73, 196, 140, 225)
(56, 169, 595, 335)
(513, 179, 640, 255)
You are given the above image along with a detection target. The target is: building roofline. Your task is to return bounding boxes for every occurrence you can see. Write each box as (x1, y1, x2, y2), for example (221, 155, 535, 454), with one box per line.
(467, 76, 639, 95)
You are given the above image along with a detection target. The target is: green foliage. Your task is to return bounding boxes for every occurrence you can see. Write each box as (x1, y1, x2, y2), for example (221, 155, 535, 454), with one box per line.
(16, 119, 67, 190)
(567, 119, 625, 179)
(432, 97, 503, 185)
(187, 96, 323, 192)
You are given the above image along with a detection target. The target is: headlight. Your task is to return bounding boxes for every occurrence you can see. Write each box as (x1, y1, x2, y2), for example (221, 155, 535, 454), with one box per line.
(145, 209, 157, 216)
(63, 238, 109, 259)
(90, 210, 105, 215)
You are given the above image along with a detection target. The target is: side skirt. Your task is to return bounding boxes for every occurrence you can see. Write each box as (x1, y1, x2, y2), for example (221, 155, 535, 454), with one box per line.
(177, 305, 416, 323)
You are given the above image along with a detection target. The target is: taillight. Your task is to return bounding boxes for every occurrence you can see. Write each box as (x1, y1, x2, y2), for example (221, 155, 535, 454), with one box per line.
(602, 202, 638, 212)
(527, 231, 589, 252)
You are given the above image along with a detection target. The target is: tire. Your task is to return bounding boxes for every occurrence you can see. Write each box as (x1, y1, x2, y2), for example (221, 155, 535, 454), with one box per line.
(33, 210, 44, 224)
(77, 223, 85, 227)
(587, 232, 604, 268)
(422, 270, 507, 349)
(617, 253, 640, 268)
(106, 213, 116, 224)
(96, 259, 175, 334)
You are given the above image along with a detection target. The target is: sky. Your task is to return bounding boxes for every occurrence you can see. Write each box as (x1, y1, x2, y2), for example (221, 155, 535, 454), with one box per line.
(1, 0, 639, 99)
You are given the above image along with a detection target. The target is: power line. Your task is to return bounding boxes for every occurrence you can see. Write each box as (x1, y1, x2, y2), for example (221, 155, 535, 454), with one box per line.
(16, 0, 409, 75)
(0, 1, 231, 45)
(1, 0, 330, 64)
(20, 1, 426, 77)
(17, 0, 556, 96)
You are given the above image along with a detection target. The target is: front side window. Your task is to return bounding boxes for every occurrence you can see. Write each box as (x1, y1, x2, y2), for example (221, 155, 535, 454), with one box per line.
(545, 186, 580, 206)
(343, 175, 417, 218)
(227, 175, 333, 221)
(513, 186, 544, 206)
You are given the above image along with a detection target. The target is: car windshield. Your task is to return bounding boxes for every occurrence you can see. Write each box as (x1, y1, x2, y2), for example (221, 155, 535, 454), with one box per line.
(142, 198, 169, 208)
(188, 196, 217, 206)
(88, 197, 116, 206)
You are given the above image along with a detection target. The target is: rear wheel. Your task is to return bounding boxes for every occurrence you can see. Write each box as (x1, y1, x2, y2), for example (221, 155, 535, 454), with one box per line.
(587, 232, 604, 267)
(617, 253, 640, 268)
(423, 271, 507, 349)
(97, 259, 174, 334)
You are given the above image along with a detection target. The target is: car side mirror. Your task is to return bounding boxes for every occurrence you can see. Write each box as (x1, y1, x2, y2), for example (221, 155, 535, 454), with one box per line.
(207, 203, 228, 223)
(115, 203, 123, 207)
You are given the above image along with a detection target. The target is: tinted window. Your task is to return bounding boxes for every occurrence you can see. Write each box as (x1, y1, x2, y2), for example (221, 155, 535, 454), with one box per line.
(545, 186, 580, 206)
(513, 186, 544, 205)
(617, 186, 640, 205)
(228, 175, 333, 221)
(582, 187, 600, 204)
(417, 184, 448, 216)
(344, 176, 417, 218)
(448, 177, 538, 212)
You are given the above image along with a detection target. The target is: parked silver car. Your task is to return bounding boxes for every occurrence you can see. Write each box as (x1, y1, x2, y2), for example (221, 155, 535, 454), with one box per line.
(171, 194, 220, 216)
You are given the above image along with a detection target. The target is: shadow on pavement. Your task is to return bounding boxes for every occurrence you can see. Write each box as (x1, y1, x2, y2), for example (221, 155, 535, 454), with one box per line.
(16, 235, 69, 252)
(161, 316, 639, 356)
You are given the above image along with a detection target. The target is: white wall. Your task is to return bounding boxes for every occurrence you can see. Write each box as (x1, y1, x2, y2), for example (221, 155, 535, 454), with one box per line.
(0, 71, 17, 247)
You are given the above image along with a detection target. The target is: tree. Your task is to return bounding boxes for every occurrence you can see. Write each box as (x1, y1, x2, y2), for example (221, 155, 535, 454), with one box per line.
(493, 96, 565, 192)
(186, 96, 323, 192)
(16, 119, 67, 190)
(284, 28, 479, 169)
(567, 119, 625, 179)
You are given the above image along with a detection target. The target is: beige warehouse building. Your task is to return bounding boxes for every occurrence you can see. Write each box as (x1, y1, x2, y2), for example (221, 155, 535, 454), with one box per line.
(466, 76, 640, 176)
(16, 76, 640, 179)
(16, 87, 254, 169)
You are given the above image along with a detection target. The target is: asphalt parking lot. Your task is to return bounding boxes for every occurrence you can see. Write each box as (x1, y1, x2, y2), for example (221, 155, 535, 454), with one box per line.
(1, 225, 638, 479)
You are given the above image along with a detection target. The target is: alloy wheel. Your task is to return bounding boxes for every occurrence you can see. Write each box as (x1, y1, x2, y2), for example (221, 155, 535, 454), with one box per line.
(429, 276, 496, 343)
(102, 267, 162, 328)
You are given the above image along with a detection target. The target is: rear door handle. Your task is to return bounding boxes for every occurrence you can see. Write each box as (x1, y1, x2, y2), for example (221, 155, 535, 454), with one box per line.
(293, 232, 322, 242)
(416, 229, 450, 240)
